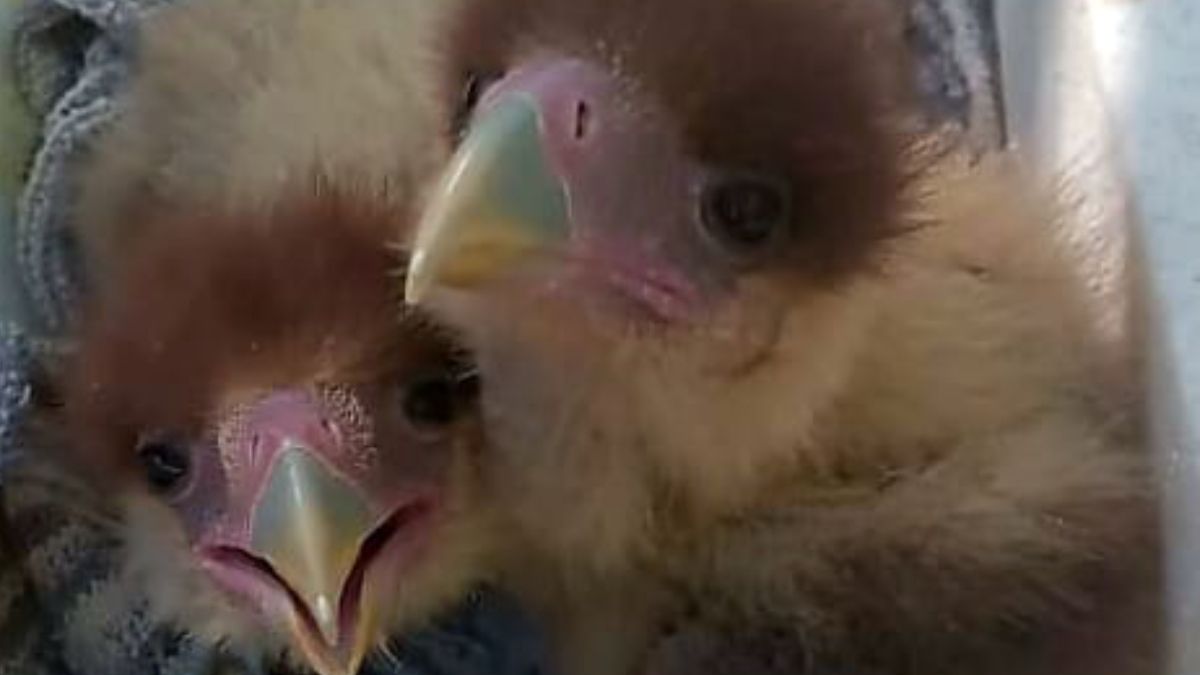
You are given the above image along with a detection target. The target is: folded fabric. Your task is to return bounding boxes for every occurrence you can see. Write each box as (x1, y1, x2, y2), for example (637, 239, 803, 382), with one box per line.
(0, 0, 39, 326)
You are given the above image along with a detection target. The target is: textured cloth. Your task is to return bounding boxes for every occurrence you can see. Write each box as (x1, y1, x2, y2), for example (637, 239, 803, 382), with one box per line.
(909, 0, 1004, 153)
(12, 0, 144, 335)
(0, 456, 550, 675)
(0, 0, 1003, 674)
(0, 0, 38, 326)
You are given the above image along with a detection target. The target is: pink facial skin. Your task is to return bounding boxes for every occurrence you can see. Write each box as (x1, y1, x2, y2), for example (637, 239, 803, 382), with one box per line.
(470, 58, 735, 326)
(172, 387, 442, 657)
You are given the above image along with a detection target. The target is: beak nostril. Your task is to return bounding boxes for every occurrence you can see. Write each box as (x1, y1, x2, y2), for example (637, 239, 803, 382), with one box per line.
(573, 100, 591, 141)
(319, 417, 340, 441)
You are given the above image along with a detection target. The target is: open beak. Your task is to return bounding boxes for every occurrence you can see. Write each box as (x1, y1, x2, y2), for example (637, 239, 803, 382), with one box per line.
(248, 446, 379, 675)
(405, 95, 570, 305)
(205, 390, 435, 675)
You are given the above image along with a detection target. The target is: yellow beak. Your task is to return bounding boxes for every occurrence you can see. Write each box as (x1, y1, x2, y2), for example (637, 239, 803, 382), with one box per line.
(405, 95, 571, 305)
(251, 447, 379, 675)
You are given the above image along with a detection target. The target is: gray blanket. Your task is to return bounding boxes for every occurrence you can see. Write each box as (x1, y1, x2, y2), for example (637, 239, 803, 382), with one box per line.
(0, 0, 1003, 673)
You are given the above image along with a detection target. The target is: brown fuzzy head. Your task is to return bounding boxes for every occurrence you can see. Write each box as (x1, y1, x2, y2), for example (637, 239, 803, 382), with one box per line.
(66, 186, 491, 675)
(438, 0, 914, 283)
(403, 0, 920, 568)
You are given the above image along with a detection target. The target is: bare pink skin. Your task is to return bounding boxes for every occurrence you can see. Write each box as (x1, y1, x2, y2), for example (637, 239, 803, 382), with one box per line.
(177, 388, 439, 654)
(470, 58, 731, 325)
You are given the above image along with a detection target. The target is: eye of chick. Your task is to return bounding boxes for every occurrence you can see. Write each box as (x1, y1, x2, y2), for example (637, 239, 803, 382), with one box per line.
(452, 69, 503, 141)
(402, 369, 477, 432)
(699, 174, 790, 260)
(136, 435, 192, 495)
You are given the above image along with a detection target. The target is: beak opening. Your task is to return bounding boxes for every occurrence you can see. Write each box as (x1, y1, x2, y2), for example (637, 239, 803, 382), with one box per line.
(203, 543, 374, 675)
(284, 502, 433, 675)
(239, 447, 393, 675)
(406, 95, 571, 305)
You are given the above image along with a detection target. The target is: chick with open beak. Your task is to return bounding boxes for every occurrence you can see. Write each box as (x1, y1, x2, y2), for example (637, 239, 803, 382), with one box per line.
(66, 194, 492, 675)
(194, 386, 440, 675)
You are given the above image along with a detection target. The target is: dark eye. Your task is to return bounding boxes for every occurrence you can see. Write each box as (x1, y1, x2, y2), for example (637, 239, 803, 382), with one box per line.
(700, 175, 790, 258)
(137, 436, 192, 495)
(452, 70, 503, 140)
(403, 370, 476, 432)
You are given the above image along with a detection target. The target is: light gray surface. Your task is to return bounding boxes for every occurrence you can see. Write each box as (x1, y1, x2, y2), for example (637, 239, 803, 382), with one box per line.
(997, 2, 1199, 674)
(1087, 3, 1200, 674)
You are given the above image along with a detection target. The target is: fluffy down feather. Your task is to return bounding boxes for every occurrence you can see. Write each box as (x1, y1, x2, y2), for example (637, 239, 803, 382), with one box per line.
(403, 0, 1158, 673)
(55, 1, 502, 674)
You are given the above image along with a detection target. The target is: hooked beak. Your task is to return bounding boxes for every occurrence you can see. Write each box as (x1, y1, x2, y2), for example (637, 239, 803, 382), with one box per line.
(405, 95, 570, 305)
(248, 446, 379, 675)
(202, 390, 436, 675)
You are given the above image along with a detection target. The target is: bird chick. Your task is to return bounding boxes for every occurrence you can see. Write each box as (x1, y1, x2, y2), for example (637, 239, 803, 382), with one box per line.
(64, 190, 490, 675)
(54, 1, 499, 673)
(403, 0, 1155, 673)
